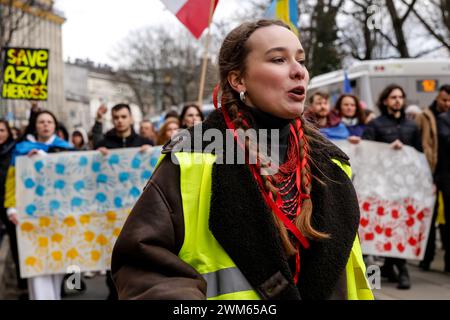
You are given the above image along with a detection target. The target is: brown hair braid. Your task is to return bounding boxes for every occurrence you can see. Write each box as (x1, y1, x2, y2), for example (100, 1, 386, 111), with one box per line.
(218, 20, 329, 256)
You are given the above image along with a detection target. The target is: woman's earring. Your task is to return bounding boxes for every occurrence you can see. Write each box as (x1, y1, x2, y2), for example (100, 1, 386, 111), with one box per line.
(239, 91, 246, 103)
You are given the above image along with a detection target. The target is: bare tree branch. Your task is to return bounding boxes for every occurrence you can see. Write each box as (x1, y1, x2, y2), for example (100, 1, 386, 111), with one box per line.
(402, 0, 450, 51)
(412, 44, 446, 57)
(400, 0, 418, 23)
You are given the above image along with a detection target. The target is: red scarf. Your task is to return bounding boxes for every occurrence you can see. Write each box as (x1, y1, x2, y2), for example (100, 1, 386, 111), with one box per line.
(213, 85, 310, 284)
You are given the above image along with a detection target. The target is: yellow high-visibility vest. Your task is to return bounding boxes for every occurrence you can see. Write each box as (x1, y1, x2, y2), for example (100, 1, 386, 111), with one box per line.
(170, 152, 373, 300)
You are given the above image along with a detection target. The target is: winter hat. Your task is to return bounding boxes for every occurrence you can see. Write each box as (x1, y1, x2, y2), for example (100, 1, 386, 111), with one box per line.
(405, 105, 421, 115)
(72, 127, 88, 145)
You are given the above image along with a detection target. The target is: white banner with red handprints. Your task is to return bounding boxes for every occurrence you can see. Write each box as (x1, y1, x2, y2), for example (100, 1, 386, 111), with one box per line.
(15, 147, 161, 278)
(334, 140, 435, 260)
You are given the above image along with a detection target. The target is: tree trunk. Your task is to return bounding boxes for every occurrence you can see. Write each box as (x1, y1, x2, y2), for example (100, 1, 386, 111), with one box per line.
(385, 0, 410, 57)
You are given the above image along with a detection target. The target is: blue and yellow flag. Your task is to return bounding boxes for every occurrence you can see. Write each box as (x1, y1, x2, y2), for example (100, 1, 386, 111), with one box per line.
(265, 0, 299, 35)
(343, 71, 353, 94)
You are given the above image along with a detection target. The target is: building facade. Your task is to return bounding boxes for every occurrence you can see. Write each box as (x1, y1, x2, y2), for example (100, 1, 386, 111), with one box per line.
(0, 0, 65, 128)
(64, 60, 144, 134)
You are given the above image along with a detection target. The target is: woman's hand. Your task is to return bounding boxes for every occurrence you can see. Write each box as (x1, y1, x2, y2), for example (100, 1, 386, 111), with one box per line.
(139, 145, 151, 154)
(348, 136, 361, 144)
(96, 104, 108, 121)
(97, 147, 109, 156)
(8, 213, 19, 225)
(390, 139, 403, 150)
(27, 149, 40, 157)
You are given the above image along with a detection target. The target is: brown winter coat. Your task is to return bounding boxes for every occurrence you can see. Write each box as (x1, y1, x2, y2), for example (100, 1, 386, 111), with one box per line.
(416, 107, 438, 173)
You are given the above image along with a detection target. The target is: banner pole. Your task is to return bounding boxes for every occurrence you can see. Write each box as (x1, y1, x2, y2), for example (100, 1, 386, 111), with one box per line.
(196, 0, 215, 109)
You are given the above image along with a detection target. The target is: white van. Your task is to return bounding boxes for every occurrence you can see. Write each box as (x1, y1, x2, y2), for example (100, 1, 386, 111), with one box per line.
(308, 58, 450, 112)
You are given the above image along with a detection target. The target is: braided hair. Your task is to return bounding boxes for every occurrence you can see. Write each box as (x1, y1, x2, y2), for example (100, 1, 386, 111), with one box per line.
(218, 20, 329, 256)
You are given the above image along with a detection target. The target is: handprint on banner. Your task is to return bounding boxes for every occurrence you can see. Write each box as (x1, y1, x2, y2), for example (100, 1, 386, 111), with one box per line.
(73, 177, 95, 193)
(24, 199, 47, 217)
(34, 160, 45, 173)
(150, 148, 161, 166)
(106, 153, 131, 172)
(52, 179, 73, 198)
(140, 170, 152, 182)
(95, 173, 117, 191)
(131, 154, 143, 169)
(23, 177, 36, 189)
(117, 170, 139, 186)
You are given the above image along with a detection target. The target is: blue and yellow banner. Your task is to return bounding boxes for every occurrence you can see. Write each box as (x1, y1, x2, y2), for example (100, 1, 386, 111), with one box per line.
(265, 0, 299, 35)
(14, 147, 162, 277)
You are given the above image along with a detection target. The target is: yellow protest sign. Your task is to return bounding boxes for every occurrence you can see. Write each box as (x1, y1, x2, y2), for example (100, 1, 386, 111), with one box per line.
(1, 47, 49, 100)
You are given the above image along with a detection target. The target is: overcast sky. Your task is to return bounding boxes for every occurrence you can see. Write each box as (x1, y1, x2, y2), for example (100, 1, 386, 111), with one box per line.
(54, 0, 245, 67)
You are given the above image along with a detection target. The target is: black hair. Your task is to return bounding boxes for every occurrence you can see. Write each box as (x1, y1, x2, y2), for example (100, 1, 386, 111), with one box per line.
(376, 84, 406, 115)
(0, 119, 14, 144)
(164, 110, 179, 120)
(57, 123, 69, 141)
(111, 103, 132, 115)
(179, 104, 205, 128)
(439, 84, 450, 94)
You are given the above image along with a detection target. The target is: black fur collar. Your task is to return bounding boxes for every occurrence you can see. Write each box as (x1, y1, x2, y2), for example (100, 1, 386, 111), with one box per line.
(164, 110, 360, 299)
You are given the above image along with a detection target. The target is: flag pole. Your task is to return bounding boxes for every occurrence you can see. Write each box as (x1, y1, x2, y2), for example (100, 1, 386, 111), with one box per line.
(197, 0, 215, 109)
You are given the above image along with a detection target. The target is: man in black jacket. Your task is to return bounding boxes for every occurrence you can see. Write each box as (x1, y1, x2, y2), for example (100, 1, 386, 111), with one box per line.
(437, 109, 450, 274)
(417, 84, 450, 272)
(93, 103, 152, 299)
(362, 84, 423, 290)
(363, 85, 422, 152)
(94, 103, 153, 154)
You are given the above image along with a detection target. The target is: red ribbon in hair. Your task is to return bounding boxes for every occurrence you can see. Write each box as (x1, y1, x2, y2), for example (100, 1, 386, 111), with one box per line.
(213, 85, 310, 284)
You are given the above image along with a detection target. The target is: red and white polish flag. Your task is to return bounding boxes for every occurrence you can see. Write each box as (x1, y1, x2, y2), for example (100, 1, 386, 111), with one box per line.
(161, 0, 219, 39)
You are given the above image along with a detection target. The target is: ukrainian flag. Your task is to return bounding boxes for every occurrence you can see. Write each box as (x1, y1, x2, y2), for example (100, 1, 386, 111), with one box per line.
(265, 0, 299, 36)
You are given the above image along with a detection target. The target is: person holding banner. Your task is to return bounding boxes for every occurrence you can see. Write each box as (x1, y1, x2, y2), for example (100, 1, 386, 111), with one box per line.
(1, 120, 28, 293)
(94, 103, 152, 154)
(112, 20, 373, 300)
(362, 84, 423, 289)
(4, 110, 74, 300)
(436, 106, 450, 274)
(416, 84, 450, 272)
(334, 94, 367, 140)
(179, 104, 204, 129)
(93, 103, 152, 300)
(304, 91, 350, 140)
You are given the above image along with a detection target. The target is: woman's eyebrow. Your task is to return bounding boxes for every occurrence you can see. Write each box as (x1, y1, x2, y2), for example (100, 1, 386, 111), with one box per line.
(265, 47, 305, 55)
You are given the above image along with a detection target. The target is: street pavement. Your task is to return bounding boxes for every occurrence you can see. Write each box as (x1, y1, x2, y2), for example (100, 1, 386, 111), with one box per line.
(1, 234, 449, 300)
(373, 249, 450, 300)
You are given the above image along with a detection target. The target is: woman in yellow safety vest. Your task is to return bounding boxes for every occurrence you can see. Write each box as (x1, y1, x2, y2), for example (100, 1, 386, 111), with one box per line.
(112, 20, 374, 300)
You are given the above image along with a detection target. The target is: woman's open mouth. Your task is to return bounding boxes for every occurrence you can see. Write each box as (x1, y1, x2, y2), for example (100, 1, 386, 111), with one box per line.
(287, 86, 305, 101)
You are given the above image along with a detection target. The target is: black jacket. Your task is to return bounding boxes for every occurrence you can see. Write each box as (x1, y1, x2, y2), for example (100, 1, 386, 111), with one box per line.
(436, 111, 450, 193)
(95, 128, 152, 149)
(362, 112, 422, 151)
(0, 140, 15, 206)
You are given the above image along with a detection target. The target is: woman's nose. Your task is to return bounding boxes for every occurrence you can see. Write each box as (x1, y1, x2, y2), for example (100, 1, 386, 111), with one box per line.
(290, 62, 305, 80)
